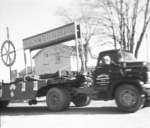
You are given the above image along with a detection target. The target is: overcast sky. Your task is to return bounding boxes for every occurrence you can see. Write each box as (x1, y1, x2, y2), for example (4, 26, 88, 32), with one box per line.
(0, 0, 149, 81)
(0, 0, 74, 81)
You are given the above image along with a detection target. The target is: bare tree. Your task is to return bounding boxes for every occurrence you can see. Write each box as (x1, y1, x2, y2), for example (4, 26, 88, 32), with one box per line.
(85, 0, 150, 58)
(57, 0, 150, 61)
(134, 0, 150, 57)
(56, 2, 99, 69)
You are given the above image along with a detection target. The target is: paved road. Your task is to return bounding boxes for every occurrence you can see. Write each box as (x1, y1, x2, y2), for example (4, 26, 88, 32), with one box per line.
(1, 101, 150, 128)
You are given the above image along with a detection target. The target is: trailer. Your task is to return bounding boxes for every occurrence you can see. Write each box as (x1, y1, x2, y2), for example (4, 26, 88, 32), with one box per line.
(0, 23, 89, 111)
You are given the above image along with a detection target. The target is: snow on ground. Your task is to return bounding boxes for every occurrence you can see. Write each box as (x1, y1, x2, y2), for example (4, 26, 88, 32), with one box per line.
(1, 101, 150, 128)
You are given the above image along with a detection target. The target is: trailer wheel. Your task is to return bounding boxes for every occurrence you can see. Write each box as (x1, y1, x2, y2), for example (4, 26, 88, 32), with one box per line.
(0, 101, 9, 110)
(115, 84, 144, 113)
(46, 88, 70, 111)
(72, 94, 91, 107)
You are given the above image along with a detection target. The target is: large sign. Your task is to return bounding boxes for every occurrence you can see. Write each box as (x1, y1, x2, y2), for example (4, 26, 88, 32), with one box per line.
(23, 23, 76, 50)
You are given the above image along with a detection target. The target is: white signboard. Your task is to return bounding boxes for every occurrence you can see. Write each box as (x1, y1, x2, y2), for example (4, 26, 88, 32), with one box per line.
(23, 23, 75, 50)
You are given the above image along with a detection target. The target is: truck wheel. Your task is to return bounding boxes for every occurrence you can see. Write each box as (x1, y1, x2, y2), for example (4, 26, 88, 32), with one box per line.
(72, 94, 91, 107)
(115, 85, 144, 113)
(0, 101, 9, 110)
(46, 88, 70, 111)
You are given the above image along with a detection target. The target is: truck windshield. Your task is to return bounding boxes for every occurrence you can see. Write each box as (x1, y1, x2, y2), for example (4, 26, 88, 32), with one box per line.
(118, 51, 136, 62)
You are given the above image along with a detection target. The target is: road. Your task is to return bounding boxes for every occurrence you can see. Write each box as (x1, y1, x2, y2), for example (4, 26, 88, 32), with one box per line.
(0, 101, 150, 128)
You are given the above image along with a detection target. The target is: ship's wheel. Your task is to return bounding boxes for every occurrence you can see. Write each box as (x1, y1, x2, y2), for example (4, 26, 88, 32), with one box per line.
(1, 40, 16, 67)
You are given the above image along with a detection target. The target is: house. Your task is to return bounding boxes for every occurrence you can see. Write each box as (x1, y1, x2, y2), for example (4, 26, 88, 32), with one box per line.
(33, 44, 77, 75)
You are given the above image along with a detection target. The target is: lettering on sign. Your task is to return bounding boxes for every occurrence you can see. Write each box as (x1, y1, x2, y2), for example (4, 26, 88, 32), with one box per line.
(9, 84, 16, 90)
(10, 91, 15, 97)
(21, 82, 26, 92)
(23, 23, 75, 50)
(33, 81, 38, 91)
(9, 84, 16, 97)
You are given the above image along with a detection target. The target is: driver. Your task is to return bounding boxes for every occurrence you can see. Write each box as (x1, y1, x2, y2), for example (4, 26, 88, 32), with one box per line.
(103, 56, 111, 65)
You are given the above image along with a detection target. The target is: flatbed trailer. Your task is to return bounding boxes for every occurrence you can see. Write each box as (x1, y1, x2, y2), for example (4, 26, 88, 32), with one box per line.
(0, 70, 82, 100)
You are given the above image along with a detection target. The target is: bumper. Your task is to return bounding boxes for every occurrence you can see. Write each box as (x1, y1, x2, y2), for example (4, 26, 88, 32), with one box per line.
(142, 83, 150, 98)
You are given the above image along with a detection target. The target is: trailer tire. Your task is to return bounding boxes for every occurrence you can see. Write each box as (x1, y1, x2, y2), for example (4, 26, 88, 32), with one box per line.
(72, 94, 91, 107)
(46, 88, 70, 112)
(0, 101, 9, 110)
(115, 84, 144, 113)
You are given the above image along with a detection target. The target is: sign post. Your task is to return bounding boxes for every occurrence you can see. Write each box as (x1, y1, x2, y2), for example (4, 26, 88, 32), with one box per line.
(6, 27, 12, 82)
(1, 27, 16, 82)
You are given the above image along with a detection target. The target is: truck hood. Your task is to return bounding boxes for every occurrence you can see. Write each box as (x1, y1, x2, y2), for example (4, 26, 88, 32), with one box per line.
(118, 61, 150, 83)
(120, 61, 150, 69)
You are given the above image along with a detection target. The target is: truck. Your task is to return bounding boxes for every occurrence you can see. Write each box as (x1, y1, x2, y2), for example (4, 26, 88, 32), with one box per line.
(0, 23, 150, 113)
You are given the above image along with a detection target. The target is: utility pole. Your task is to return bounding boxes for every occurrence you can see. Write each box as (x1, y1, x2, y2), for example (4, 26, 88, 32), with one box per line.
(75, 23, 87, 75)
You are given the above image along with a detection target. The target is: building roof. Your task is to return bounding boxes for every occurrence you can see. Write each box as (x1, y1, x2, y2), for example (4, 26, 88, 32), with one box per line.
(32, 49, 44, 59)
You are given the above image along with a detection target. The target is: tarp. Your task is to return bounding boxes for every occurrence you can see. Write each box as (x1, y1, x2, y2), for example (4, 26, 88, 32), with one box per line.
(23, 23, 75, 50)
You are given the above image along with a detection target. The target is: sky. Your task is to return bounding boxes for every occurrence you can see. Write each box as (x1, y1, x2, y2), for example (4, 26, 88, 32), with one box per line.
(0, 0, 73, 81)
(0, 0, 150, 82)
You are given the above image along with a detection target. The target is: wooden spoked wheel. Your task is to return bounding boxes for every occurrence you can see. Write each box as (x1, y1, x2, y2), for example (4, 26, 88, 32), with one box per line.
(1, 40, 16, 66)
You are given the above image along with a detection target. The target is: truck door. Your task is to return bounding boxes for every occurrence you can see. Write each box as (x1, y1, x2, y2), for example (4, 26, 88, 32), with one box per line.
(94, 55, 111, 87)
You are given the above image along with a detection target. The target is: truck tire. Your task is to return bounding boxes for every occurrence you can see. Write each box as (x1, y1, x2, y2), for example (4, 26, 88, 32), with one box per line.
(46, 88, 70, 111)
(115, 84, 144, 113)
(72, 94, 91, 107)
(0, 101, 9, 110)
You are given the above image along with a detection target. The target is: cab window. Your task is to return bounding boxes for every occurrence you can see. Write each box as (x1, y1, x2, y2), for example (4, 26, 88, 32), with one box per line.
(99, 55, 111, 66)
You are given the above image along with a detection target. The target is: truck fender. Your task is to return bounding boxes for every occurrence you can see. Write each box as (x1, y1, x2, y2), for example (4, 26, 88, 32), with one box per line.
(112, 79, 143, 98)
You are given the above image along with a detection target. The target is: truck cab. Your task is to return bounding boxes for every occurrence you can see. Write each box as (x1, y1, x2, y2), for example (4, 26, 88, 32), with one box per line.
(92, 49, 150, 112)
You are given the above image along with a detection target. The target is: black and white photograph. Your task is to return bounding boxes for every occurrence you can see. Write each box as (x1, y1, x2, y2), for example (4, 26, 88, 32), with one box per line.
(0, 0, 150, 128)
